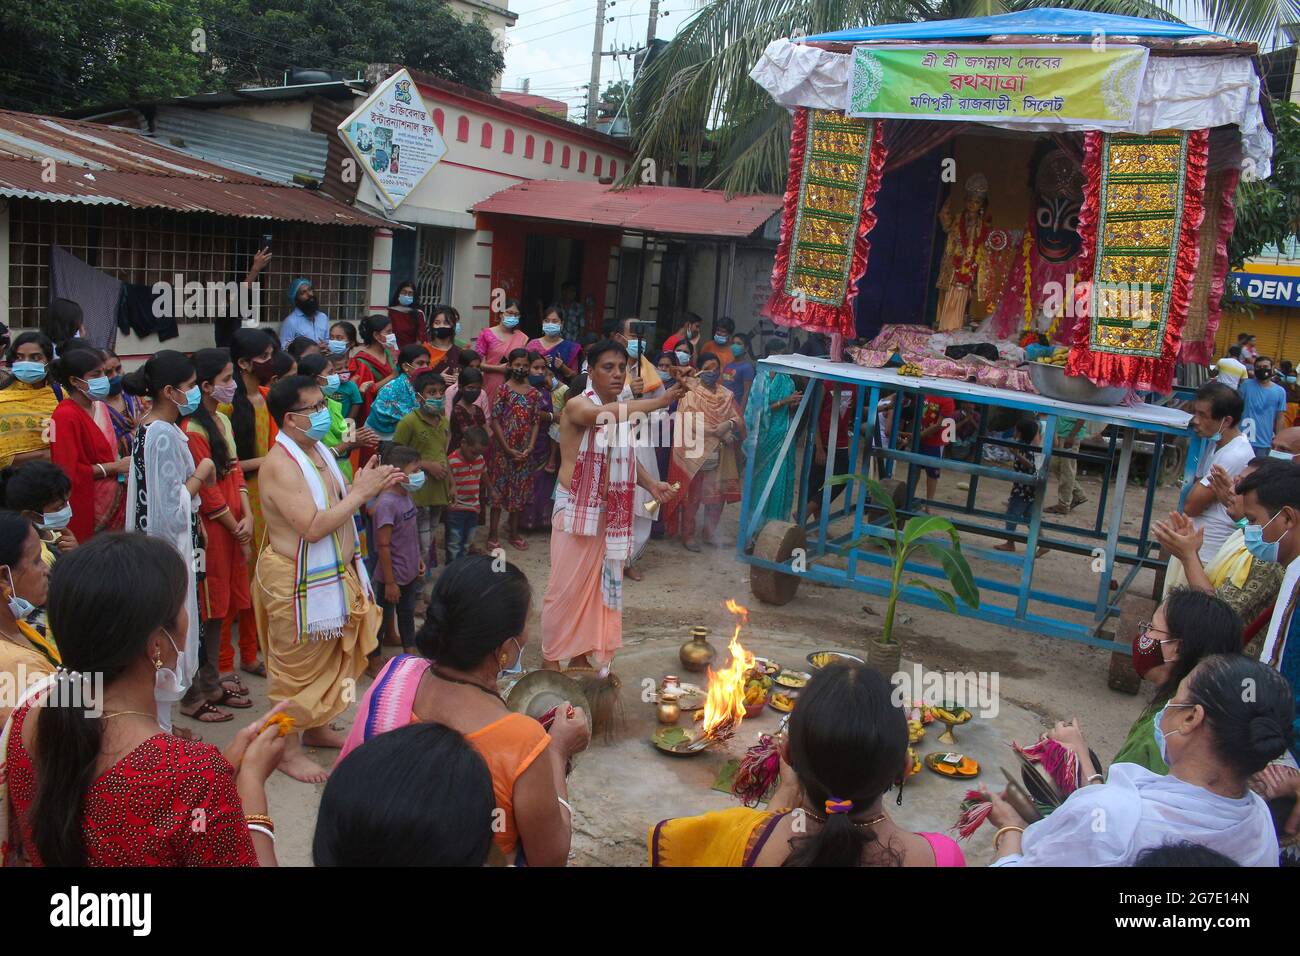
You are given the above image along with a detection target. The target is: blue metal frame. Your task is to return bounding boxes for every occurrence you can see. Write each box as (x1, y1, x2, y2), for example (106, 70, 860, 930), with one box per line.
(737, 355, 1204, 652)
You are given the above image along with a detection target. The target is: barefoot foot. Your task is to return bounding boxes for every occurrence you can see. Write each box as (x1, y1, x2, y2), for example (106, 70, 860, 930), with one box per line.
(277, 749, 330, 783)
(302, 724, 347, 749)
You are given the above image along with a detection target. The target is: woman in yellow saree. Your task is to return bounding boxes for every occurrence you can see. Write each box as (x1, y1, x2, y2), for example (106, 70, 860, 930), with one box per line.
(0, 333, 57, 469)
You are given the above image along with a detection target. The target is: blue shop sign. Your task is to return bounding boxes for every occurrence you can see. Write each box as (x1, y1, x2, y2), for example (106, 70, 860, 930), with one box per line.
(1229, 272, 1300, 308)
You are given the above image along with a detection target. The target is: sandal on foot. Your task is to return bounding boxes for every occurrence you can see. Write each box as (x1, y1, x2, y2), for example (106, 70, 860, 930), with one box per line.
(485, 539, 500, 552)
(215, 688, 253, 709)
(181, 701, 233, 724)
(240, 661, 267, 678)
(219, 673, 249, 696)
(508, 536, 528, 550)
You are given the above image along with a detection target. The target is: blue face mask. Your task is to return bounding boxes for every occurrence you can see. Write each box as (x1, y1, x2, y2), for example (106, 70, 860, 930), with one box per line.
(1242, 510, 1289, 563)
(322, 374, 340, 396)
(626, 340, 640, 358)
(424, 397, 445, 414)
(11, 361, 46, 384)
(176, 385, 202, 417)
(675, 350, 691, 365)
(327, 339, 349, 355)
(403, 470, 426, 492)
(729, 343, 745, 359)
(542, 323, 562, 337)
(294, 406, 332, 441)
(699, 369, 720, 386)
(1270, 449, 1295, 461)
(39, 503, 72, 531)
(5, 568, 34, 621)
(502, 315, 520, 329)
(658, 369, 673, 385)
(1153, 700, 1195, 765)
(714, 335, 728, 346)
(82, 376, 112, 401)
(398, 294, 414, 307)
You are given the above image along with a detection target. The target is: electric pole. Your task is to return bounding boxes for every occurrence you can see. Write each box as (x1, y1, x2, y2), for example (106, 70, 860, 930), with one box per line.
(646, 0, 660, 45)
(587, 0, 607, 128)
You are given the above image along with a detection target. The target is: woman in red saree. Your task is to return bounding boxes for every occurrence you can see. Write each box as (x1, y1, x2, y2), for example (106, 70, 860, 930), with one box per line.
(48, 346, 129, 544)
(663, 353, 744, 552)
(1, 533, 286, 867)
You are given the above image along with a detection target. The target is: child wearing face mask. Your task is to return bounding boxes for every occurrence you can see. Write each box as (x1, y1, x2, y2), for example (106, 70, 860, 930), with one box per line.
(520, 355, 559, 532)
(448, 366, 488, 454)
(372, 444, 425, 654)
(393, 373, 451, 573)
(365, 344, 433, 444)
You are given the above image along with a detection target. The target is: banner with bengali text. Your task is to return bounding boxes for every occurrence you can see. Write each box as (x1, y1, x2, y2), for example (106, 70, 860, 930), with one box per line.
(846, 44, 1149, 128)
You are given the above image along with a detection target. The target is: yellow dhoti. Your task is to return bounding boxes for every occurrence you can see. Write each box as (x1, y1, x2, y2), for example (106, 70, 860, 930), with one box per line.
(253, 546, 379, 730)
(936, 283, 970, 332)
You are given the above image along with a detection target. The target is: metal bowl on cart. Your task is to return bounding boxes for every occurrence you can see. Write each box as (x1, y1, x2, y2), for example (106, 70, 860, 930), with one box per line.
(1027, 362, 1127, 406)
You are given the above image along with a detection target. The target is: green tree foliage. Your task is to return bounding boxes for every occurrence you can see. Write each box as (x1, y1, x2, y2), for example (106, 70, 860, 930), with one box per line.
(1229, 100, 1300, 271)
(0, 0, 505, 114)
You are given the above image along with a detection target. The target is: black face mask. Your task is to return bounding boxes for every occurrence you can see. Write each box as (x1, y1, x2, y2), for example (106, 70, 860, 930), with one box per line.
(432, 326, 453, 339)
(300, 297, 319, 316)
(1257, 367, 1273, 381)
(510, 368, 528, 381)
(461, 389, 481, 404)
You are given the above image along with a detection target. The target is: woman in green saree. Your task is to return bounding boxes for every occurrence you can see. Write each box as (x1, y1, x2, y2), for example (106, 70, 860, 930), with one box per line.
(742, 341, 802, 526)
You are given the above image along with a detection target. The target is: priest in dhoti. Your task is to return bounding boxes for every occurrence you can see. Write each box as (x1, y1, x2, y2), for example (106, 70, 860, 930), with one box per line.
(542, 340, 680, 671)
(255, 374, 405, 782)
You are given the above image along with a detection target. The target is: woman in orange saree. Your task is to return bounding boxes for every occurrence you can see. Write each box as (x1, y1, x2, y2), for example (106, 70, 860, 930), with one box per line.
(663, 353, 744, 552)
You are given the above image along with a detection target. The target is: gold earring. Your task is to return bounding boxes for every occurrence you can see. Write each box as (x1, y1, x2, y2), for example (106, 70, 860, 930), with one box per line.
(153, 650, 163, 670)
(499, 653, 509, 666)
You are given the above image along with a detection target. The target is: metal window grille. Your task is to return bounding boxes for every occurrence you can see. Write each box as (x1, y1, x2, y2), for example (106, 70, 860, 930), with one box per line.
(414, 226, 454, 315)
(6, 198, 371, 331)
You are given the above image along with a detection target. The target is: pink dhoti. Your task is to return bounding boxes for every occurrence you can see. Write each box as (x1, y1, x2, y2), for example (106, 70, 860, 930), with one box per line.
(541, 492, 621, 665)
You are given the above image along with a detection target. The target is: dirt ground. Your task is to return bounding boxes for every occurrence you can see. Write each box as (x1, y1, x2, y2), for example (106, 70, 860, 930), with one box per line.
(195, 455, 1177, 866)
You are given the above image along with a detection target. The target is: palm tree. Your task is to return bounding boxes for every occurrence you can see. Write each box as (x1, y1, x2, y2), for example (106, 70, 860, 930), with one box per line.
(629, 0, 1300, 195)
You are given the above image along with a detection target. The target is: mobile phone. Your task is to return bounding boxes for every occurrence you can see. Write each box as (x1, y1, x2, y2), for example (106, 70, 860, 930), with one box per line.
(261, 234, 273, 251)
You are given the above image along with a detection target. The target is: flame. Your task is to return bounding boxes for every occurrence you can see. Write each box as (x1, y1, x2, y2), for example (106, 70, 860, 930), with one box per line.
(702, 601, 756, 739)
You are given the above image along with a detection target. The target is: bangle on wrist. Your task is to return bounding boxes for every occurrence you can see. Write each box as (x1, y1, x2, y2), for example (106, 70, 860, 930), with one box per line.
(246, 823, 276, 844)
(993, 825, 1024, 852)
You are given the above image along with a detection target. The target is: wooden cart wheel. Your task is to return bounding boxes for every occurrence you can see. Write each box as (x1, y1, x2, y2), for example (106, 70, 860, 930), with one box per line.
(1108, 593, 1154, 695)
(750, 520, 806, 606)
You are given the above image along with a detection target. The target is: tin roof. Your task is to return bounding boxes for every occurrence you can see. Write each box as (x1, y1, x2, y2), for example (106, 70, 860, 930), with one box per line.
(0, 108, 393, 227)
(472, 180, 782, 238)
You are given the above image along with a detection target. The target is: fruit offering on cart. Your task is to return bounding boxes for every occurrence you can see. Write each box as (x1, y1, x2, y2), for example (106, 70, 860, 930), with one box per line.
(770, 689, 799, 713)
(908, 717, 926, 743)
(774, 670, 810, 689)
(743, 672, 773, 717)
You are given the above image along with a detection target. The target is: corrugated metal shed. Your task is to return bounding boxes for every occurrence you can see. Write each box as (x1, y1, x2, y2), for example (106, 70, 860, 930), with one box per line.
(0, 108, 393, 228)
(150, 106, 329, 186)
(473, 180, 782, 239)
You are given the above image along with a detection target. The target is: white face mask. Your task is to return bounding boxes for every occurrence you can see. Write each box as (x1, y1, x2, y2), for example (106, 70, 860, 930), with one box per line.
(153, 628, 190, 703)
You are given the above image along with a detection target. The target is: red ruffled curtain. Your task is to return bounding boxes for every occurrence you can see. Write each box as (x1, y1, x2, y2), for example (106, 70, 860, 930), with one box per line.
(766, 109, 889, 337)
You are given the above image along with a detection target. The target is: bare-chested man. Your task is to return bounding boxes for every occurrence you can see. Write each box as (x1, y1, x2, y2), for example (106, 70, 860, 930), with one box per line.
(540, 339, 679, 670)
(255, 374, 403, 782)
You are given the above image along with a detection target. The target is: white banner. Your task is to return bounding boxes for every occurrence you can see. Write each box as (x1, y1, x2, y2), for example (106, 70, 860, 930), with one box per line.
(338, 69, 447, 211)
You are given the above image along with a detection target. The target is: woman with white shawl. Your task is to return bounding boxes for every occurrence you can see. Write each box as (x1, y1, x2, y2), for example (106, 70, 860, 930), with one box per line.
(123, 351, 216, 732)
(985, 654, 1293, 867)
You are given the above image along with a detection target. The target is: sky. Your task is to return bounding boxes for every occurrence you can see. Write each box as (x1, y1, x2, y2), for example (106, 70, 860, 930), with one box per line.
(501, 0, 697, 121)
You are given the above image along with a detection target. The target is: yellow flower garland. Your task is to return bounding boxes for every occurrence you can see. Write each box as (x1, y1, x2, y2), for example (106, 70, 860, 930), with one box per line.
(1021, 231, 1034, 333)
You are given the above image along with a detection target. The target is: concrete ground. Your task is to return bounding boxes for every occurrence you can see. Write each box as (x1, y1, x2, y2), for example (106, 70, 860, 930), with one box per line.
(194, 457, 1173, 866)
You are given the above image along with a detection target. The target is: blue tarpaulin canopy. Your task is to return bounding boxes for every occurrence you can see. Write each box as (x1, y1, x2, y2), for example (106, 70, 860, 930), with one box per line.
(803, 9, 1225, 44)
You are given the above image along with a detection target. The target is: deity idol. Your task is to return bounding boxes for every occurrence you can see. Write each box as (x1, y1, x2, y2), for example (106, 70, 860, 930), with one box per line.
(935, 173, 990, 332)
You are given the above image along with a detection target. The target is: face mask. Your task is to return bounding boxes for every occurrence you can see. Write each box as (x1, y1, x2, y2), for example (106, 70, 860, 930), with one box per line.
(293, 407, 332, 441)
(511, 368, 528, 382)
(108, 375, 123, 396)
(174, 385, 202, 417)
(1243, 510, 1289, 563)
(81, 376, 112, 401)
(498, 637, 524, 678)
(658, 369, 673, 385)
(153, 628, 190, 702)
(714, 335, 728, 346)
(250, 357, 276, 384)
(11, 361, 46, 384)
(384, 333, 398, 350)
(4, 568, 34, 621)
(1289, 376, 1298, 384)
(455, 322, 462, 338)
(461, 389, 481, 404)
(211, 381, 238, 405)
(1256, 368, 1272, 381)
(1153, 701, 1195, 765)
(398, 294, 414, 307)
(432, 325, 453, 339)
(1269, 449, 1295, 461)
(528, 374, 547, 388)
(403, 470, 426, 493)
(38, 503, 73, 531)
(700, 369, 720, 386)
(687, 330, 699, 342)
(675, 350, 691, 365)
(1131, 625, 1165, 679)
(626, 340, 640, 358)
(729, 343, 745, 359)
(424, 397, 445, 414)
(502, 315, 520, 330)
(327, 339, 349, 355)
(542, 323, 562, 337)
(321, 374, 340, 396)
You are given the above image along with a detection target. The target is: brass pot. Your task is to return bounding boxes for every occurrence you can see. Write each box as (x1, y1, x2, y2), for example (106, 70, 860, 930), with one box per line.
(679, 626, 717, 672)
(656, 692, 682, 725)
